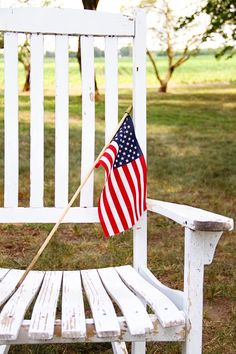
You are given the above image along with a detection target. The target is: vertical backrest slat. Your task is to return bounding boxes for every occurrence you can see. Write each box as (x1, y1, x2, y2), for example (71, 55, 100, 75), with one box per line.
(80, 35, 95, 207)
(4, 32, 19, 207)
(105, 36, 118, 143)
(132, 9, 147, 270)
(55, 35, 69, 207)
(30, 34, 44, 207)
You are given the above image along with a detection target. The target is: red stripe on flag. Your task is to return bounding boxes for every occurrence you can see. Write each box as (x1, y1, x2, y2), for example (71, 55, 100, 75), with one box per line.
(122, 164, 139, 221)
(98, 198, 109, 237)
(102, 187, 119, 235)
(107, 172, 129, 230)
(113, 168, 136, 225)
(98, 159, 110, 176)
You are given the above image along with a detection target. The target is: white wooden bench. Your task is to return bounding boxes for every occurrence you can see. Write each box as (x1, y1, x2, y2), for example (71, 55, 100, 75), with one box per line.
(0, 7, 233, 354)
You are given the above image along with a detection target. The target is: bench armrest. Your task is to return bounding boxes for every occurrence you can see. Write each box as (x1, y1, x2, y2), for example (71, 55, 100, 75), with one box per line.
(147, 198, 234, 232)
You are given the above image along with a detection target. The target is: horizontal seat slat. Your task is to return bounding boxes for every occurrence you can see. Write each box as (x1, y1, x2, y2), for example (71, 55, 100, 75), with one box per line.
(0, 8, 134, 36)
(29, 271, 62, 340)
(0, 269, 9, 281)
(0, 345, 9, 354)
(116, 265, 185, 328)
(98, 267, 153, 335)
(112, 342, 128, 354)
(62, 271, 86, 338)
(81, 269, 120, 338)
(0, 270, 25, 307)
(0, 271, 44, 340)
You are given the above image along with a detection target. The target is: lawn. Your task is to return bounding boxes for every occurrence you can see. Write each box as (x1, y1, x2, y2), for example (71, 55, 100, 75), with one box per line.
(0, 53, 236, 93)
(0, 54, 235, 353)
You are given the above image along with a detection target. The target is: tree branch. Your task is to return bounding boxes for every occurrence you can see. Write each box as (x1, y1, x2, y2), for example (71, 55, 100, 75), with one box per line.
(147, 49, 163, 84)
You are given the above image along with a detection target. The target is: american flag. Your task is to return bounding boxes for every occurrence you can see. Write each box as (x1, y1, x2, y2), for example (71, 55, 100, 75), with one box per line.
(96, 115, 147, 237)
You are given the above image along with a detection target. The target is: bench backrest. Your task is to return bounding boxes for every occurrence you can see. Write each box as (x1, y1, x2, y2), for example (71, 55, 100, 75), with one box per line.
(0, 8, 147, 268)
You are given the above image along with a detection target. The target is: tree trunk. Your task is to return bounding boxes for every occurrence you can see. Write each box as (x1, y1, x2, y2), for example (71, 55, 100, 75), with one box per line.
(158, 82, 168, 93)
(79, 0, 101, 101)
(23, 65, 30, 92)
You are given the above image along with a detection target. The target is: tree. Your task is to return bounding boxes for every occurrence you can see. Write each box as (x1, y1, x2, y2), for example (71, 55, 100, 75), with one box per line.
(179, 0, 236, 58)
(139, 0, 203, 92)
(18, 35, 31, 92)
(78, 0, 101, 101)
(0, 33, 3, 49)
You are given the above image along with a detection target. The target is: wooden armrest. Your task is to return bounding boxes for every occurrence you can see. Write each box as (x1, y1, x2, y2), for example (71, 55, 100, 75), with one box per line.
(147, 198, 234, 232)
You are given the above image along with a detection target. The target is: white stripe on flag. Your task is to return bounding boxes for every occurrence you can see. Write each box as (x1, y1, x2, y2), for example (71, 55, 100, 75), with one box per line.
(127, 162, 141, 219)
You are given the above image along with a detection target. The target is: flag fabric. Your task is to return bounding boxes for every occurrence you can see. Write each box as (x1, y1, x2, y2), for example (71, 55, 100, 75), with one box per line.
(96, 115, 147, 237)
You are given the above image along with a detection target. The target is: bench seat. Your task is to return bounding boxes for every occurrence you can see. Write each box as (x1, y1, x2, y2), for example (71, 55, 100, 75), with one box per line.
(0, 266, 185, 345)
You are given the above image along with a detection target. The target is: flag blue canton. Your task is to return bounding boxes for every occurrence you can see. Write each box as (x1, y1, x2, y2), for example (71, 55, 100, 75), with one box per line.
(113, 116, 143, 169)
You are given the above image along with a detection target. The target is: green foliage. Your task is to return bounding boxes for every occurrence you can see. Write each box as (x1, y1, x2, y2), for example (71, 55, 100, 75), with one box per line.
(179, 0, 236, 58)
(119, 46, 133, 57)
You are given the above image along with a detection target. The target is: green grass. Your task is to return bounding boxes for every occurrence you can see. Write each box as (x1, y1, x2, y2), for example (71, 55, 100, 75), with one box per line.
(0, 57, 235, 353)
(0, 54, 236, 93)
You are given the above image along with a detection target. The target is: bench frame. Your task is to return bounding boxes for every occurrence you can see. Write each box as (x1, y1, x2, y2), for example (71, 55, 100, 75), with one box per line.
(0, 7, 234, 354)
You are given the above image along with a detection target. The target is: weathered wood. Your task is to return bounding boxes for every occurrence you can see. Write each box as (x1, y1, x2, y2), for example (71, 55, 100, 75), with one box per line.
(4, 32, 18, 208)
(0, 270, 25, 307)
(0, 269, 9, 281)
(0, 346, 9, 354)
(30, 33, 44, 207)
(29, 271, 62, 340)
(0, 8, 134, 36)
(202, 231, 223, 265)
(147, 199, 234, 232)
(62, 271, 86, 338)
(112, 342, 128, 354)
(0, 271, 44, 340)
(81, 269, 120, 338)
(0, 316, 185, 344)
(132, 9, 147, 277)
(139, 266, 184, 310)
(132, 12, 147, 354)
(55, 34, 69, 207)
(182, 229, 204, 354)
(105, 36, 118, 143)
(80, 35, 95, 207)
(98, 267, 153, 335)
(116, 266, 185, 328)
(0, 207, 99, 223)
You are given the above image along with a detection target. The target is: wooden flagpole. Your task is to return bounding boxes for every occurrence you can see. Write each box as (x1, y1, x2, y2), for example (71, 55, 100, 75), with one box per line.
(15, 106, 132, 290)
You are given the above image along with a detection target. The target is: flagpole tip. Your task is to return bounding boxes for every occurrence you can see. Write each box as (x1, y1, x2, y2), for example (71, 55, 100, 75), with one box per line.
(125, 105, 133, 116)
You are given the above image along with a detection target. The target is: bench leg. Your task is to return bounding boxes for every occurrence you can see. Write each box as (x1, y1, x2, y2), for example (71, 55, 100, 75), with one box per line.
(131, 342, 145, 354)
(182, 229, 222, 354)
(112, 342, 128, 354)
(0, 346, 10, 354)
